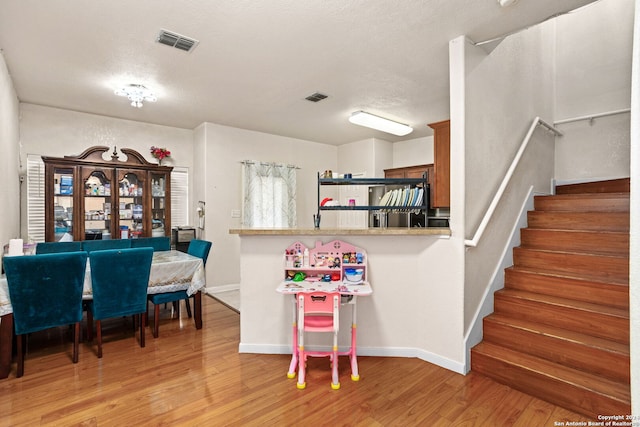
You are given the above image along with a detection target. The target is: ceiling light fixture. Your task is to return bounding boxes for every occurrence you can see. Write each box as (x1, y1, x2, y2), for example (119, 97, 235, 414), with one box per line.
(114, 84, 157, 108)
(348, 111, 413, 136)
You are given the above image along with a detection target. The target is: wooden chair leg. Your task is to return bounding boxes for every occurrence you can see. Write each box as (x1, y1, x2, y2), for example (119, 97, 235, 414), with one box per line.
(194, 292, 202, 330)
(16, 334, 25, 378)
(73, 322, 80, 363)
(185, 297, 192, 318)
(86, 310, 94, 342)
(97, 320, 103, 358)
(153, 304, 160, 338)
(140, 313, 146, 348)
(171, 301, 178, 318)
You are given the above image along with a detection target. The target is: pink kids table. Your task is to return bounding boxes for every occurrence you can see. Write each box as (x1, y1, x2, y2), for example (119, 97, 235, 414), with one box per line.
(276, 239, 373, 385)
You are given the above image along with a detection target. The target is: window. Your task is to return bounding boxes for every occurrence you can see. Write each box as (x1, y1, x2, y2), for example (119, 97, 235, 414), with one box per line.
(26, 155, 45, 242)
(170, 167, 189, 227)
(242, 161, 297, 228)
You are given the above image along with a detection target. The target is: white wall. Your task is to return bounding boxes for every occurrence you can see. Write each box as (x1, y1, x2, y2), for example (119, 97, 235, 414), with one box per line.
(460, 19, 556, 341)
(19, 104, 194, 170)
(554, 0, 634, 182)
(201, 122, 338, 288)
(238, 234, 466, 373)
(0, 52, 20, 255)
(392, 136, 434, 168)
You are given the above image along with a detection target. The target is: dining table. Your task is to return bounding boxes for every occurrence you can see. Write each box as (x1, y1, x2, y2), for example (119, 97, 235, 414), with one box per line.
(0, 249, 206, 379)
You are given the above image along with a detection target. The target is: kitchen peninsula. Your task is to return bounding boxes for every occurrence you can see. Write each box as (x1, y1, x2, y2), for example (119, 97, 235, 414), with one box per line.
(229, 227, 451, 236)
(230, 225, 467, 374)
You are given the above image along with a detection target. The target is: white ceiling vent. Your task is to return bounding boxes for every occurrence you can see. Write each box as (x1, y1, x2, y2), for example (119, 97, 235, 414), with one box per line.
(157, 29, 199, 52)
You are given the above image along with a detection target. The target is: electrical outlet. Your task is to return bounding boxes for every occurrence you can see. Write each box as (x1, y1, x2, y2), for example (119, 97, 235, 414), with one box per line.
(231, 209, 241, 218)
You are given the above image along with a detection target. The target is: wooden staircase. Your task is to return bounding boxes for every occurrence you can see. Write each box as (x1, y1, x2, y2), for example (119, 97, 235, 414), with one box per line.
(471, 178, 631, 418)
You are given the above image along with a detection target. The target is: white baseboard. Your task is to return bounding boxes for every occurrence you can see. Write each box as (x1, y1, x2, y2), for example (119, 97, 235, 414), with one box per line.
(207, 284, 240, 294)
(238, 343, 466, 375)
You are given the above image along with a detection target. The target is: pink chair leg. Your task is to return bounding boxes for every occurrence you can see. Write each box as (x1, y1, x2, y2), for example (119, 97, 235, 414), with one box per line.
(350, 306, 360, 381)
(297, 347, 306, 389)
(287, 298, 298, 378)
(331, 350, 340, 389)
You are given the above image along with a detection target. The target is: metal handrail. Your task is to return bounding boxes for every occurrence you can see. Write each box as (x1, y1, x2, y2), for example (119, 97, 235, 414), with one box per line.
(554, 108, 630, 125)
(464, 117, 562, 247)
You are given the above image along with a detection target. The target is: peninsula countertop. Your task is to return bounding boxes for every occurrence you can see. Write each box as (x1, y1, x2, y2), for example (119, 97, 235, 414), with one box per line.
(229, 227, 451, 236)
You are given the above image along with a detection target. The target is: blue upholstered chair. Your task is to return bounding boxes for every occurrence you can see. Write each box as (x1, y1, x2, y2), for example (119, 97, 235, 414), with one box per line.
(35, 241, 83, 254)
(3, 251, 88, 377)
(86, 247, 153, 358)
(131, 237, 170, 251)
(147, 239, 212, 338)
(82, 239, 131, 253)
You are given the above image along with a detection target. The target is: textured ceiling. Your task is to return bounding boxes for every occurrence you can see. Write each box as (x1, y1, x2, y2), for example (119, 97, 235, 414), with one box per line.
(0, 0, 596, 145)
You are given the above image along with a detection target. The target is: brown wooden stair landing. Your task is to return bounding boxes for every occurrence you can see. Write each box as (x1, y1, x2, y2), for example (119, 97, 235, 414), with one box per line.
(471, 178, 630, 419)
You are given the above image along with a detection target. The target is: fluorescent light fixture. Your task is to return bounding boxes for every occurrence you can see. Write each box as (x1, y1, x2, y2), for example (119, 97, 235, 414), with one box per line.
(114, 84, 157, 108)
(348, 111, 413, 136)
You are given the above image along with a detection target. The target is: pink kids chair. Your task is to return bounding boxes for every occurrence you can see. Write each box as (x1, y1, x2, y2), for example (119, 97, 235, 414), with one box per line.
(296, 292, 341, 390)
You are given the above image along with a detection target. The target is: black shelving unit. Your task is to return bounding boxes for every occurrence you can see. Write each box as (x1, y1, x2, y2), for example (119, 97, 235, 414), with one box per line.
(316, 172, 430, 227)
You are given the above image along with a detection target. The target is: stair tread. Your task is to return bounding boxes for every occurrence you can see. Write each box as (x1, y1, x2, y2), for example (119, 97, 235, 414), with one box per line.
(506, 266, 629, 287)
(486, 313, 629, 355)
(472, 342, 631, 402)
(495, 288, 629, 319)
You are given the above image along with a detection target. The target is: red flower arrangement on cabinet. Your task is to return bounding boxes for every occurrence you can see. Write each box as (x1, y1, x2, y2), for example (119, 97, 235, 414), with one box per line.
(150, 146, 171, 165)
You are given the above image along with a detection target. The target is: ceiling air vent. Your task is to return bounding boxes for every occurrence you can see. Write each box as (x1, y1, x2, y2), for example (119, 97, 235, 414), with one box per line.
(157, 29, 199, 52)
(305, 92, 328, 102)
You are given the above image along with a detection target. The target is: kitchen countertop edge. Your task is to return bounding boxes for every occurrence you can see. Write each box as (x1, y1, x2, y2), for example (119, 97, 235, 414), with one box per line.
(229, 227, 451, 236)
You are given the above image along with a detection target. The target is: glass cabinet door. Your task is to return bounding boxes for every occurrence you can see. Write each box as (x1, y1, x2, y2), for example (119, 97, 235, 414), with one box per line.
(52, 167, 74, 241)
(83, 169, 113, 240)
(150, 172, 168, 237)
(119, 172, 145, 238)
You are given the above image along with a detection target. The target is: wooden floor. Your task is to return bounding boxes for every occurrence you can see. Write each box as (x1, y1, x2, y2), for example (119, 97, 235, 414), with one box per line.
(0, 296, 590, 426)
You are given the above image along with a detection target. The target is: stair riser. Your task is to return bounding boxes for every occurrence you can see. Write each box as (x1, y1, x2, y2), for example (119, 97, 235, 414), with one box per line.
(471, 351, 631, 419)
(520, 229, 629, 255)
(505, 268, 629, 310)
(556, 178, 630, 195)
(483, 318, 630, 383)
(527, 211, 629, 232)
(534, 195, 629, 212)
(494, 294, 629, 344)
(513, 248, 629, 283)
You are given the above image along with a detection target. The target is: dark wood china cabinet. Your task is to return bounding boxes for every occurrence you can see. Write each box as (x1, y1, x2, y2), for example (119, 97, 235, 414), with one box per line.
(42, 146, 172, 242)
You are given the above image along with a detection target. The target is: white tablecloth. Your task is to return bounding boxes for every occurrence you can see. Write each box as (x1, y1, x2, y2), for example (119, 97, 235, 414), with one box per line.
(0, 250, 205, 317)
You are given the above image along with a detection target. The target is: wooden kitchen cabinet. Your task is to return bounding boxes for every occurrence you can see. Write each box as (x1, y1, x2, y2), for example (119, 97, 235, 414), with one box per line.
(42, 146, 172, 242)
(428, 119, 450, 208)
(384, 164, 432, 180)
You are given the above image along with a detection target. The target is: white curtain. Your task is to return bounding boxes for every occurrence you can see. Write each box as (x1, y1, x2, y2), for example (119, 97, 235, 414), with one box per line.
(242, 161, 297, 228)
